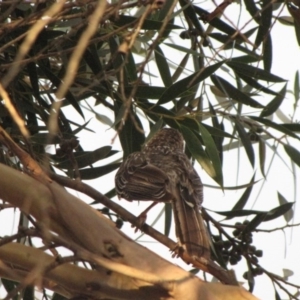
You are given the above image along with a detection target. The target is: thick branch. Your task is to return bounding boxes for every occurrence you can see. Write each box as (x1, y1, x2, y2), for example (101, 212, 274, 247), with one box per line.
(0, 163, 258, 299)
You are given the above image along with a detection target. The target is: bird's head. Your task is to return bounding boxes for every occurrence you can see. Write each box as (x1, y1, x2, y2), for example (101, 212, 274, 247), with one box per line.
(144, 128, 184, 152)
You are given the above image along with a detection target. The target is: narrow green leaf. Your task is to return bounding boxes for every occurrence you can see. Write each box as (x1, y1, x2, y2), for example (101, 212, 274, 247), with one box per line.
(180, 126, 216, 179)
(294, 20, 300, 46)
(198, 122, 223, 186)
(114, 100, 145, 157)
(125, 86, 165, 99)
(227, 61, 286, 82)
(244, 0, 261, 23)
(109, 37, 127, 84)
(230, 55, 260, 64)
(104, 188, 116, 199)
(281, 123, 300, 132)
(233, 118, 255, 167)
(38, 62, 84, 118)
(202, 123, 235, 139)
(164, 43, 200, 56)
(263, 33, 272, 72)
(177, 118, 199, 131)
(95, 112, 113, 127)
(214, 209, 264, 218)
(207, 101, 224, 165)
(284, 144, 300, 168)
(176, 92, 198, 112)
(277, 192, 294, 222)
(211, 75, 263, 108)
(215, 202, 293, 221)
(155, 45, 173, 87)
(274, 289, 282, 300)
(254, 0, 272, 48)
(158, 61, 223, 105)
(56, 146, 114, 169)
(140, 102, 175, 118)
(75, 78, 110, 96)
(113, 103, 126, 127)
(209, 33, 260, 58)
(83, 45, 103, 75)
(194, 6, 237, 36)
(250, 116, 300, 140)
(172, 53, 189, 82)
(30, 133, 61, 144)
(231, 174, 256, 211)
(243, 213, 268, 232)
(78, 163, 121, 180)
(236, 72, 278, 96)
(72, 119, 94, 135)
(260, 83, 287, 117)
(287, 3, 300, 46)
(258, 137, 266, 177)
(179, 0, 204, 33)
(113, 15, 182, 30)
(277, 16, 294, 26)
(125, 51, 138, 82)
(294, 70, 300, 104)
(264, 202, 294, 222)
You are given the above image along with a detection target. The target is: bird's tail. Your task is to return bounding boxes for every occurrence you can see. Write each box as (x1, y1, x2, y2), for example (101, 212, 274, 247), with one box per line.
(172, 198, 210, 259)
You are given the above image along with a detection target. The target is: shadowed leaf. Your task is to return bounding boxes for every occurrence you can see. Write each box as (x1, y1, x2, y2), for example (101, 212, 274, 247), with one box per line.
(198, 122, 223, 187)
(158, 61, 223, 105)
(211, 75, 263, 108)
(180, 125, 216, 179)
(78, 163, 121, 180)
(233, 118, 255, 167)
(277, 192, 294, 222)
(260, 83, 287, 117)
(250, 117, 300, 140)
(231, 174, 256, 211)
(258, 137, 266, 177)
(155, 45, 173, 87)
(254, 0, 272, 49)
(284, 144, 300, 168)
(215, 202, 294, 221)
(227, 61, 286, 82)
(55, 146, 117, 169)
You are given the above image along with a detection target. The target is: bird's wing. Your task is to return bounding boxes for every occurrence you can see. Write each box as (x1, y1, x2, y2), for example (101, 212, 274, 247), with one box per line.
(177, 154, 204, 207)
(115, 152, 172, 202)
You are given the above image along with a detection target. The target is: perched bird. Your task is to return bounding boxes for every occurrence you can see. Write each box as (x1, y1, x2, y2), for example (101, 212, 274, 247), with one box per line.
(115, 128, 210, 259)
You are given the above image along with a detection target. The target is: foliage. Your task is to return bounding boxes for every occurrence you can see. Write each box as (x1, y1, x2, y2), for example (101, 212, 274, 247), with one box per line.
(0, 0, 299, 299)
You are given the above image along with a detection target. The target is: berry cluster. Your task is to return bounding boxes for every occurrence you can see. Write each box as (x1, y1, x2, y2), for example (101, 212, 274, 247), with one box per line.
(213, 235, 242, 265)
(213, 220, 264, 279)
(56, 138, 79, 157)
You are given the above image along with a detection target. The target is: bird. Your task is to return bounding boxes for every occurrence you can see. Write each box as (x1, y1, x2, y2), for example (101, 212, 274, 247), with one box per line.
(115, 127, 210, 260)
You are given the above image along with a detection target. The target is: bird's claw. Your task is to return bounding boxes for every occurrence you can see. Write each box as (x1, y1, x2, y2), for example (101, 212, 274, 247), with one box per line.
(131, 212, 147, 233)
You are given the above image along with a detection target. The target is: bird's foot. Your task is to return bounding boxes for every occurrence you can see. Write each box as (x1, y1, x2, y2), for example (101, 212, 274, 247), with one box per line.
(170, 243, 184, 258)
(131, 211, 147, 233)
